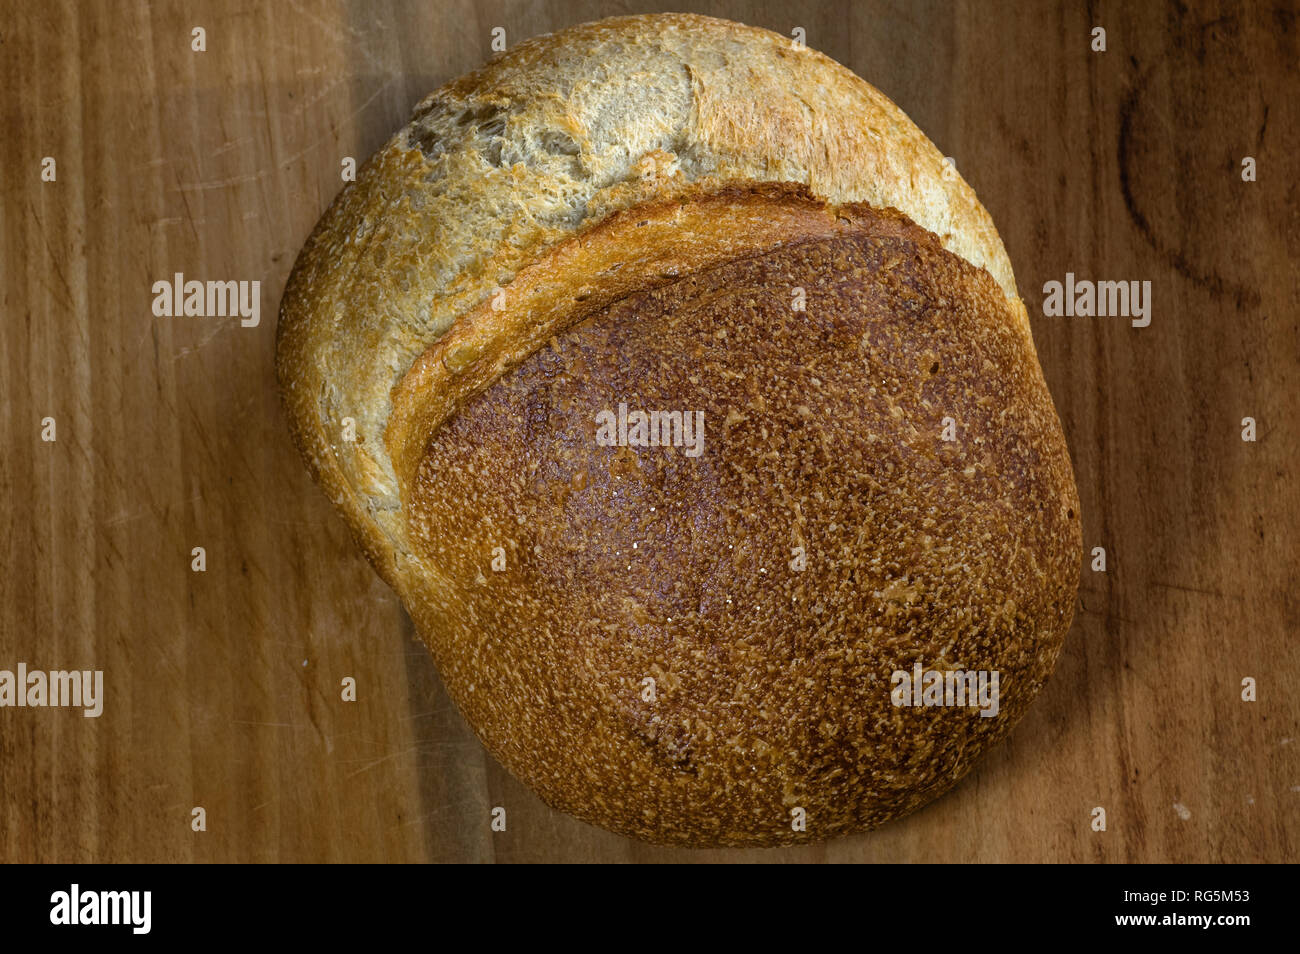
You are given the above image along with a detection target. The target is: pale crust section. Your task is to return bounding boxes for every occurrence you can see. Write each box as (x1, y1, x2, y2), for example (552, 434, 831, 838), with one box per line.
(276, 13, 1027, 589)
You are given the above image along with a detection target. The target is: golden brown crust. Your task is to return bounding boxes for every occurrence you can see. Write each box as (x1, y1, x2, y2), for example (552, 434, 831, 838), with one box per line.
(398, 204, 1080, 847)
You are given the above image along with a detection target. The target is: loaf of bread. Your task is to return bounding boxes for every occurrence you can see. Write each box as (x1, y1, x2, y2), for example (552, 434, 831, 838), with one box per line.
(277, 13, 1081, 847)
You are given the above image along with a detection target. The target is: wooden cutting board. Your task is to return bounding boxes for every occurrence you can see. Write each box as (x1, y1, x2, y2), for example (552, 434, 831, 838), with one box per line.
(2, 0, 1296, 862)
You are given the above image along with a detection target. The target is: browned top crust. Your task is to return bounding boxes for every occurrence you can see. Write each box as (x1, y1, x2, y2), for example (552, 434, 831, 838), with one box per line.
(399, 203, 1080, 847)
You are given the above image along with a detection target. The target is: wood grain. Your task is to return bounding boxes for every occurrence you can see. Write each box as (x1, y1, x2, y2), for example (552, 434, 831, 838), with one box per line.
(1, 0, 1296, 863)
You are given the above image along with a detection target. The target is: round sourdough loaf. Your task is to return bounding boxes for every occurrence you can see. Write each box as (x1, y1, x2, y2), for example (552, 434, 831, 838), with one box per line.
(277, 13, 1081, 847)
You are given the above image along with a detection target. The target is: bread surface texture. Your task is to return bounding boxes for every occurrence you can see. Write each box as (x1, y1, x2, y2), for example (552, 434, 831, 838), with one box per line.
(276, 13, 1080, 847)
